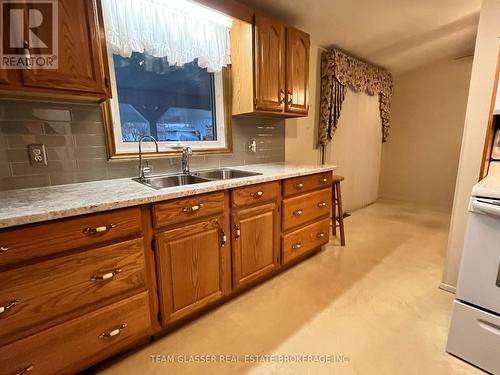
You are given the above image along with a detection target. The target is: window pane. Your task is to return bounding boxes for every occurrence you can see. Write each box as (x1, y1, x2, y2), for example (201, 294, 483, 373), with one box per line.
(113, 53, 216, 143)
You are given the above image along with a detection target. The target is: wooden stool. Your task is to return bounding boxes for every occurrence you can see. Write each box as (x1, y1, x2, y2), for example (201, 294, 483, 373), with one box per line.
(332, 175, 346, 246)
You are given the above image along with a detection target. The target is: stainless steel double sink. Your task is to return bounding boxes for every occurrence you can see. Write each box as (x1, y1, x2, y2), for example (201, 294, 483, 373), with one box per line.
(133, 168, 262, 190)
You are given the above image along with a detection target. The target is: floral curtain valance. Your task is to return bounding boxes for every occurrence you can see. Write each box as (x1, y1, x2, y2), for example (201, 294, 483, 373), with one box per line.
(318, 49, 393, 145)
(102, 0, 233, 72)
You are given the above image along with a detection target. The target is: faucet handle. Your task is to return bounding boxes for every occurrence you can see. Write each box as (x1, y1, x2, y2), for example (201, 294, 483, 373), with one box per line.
(141, 161, 153, 177)
(183, 145, 193, 155)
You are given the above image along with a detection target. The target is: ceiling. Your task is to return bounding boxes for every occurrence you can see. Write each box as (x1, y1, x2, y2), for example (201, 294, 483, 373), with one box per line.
(238, 0, 481, 75)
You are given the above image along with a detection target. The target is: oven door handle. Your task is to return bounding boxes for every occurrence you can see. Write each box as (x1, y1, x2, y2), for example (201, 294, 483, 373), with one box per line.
(471, 199, 500, 217)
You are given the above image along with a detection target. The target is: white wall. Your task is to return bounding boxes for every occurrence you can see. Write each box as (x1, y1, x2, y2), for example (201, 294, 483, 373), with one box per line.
(325, 92, 381, 212)
(285, 45, 383, 212)
(379, 58, 473, 211)
(443, 0, 500, 290)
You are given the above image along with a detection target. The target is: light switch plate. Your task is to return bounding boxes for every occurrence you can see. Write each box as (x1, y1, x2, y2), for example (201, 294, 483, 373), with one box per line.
(28, 144, 47, 166)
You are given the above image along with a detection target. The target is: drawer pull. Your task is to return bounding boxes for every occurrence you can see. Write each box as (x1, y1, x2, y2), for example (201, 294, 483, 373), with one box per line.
(91, 268, 122, 281)
(183, 204, 203, 213)
(98, 323, 127, 339)
(317, 232, 326, 239)
(318, 202, 327, 208)
(319, 177, 328, 184)
(251, 191, 264, 198)
(292, 243, 302, 250)
(0, 300, 19, 314)
(295, 183, 304, 190)
(293, 209, 303, 216)
(15, 365, 34, 375)
(0, 244, 8, 252)
(83, 223, 116, 235)
(234, 224, 241, 240)
(221, 229, 227, 247)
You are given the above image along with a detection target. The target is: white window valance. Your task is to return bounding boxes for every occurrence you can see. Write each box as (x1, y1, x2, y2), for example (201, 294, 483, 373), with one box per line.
(102, 0, 232, 72)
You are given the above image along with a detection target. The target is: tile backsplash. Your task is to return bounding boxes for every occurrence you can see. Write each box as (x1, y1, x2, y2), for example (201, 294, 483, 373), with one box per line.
(0, 100, 285, 191)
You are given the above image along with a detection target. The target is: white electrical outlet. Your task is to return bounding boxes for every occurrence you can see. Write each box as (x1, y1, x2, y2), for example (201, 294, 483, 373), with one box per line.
(247, 139, 257, 153)
(28, 144, 48, 166)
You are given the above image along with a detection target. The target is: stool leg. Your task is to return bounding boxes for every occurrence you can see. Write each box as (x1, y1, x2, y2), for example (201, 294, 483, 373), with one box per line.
(332, 183, 337, 236)
(336, 182, 345, 246)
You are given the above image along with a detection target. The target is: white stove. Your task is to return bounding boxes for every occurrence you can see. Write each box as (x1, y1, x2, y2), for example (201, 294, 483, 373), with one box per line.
(447, 162, 500, 373)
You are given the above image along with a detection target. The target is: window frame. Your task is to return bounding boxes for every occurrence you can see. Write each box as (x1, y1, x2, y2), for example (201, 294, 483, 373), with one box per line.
(102, 55, 232, 160)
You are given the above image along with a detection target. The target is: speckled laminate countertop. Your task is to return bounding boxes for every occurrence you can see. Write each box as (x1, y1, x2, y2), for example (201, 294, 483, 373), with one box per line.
(0, 163, 336, 229)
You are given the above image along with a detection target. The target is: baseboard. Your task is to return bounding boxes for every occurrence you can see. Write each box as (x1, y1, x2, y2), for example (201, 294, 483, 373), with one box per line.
(439, 282, 456, 294)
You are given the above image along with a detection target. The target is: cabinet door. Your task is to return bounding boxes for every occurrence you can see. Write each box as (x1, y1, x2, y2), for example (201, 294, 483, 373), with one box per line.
(254, 13, 285, 112)
(285, 27, 310, 114)
(155, 217, 230, 325)
(21, 0, 109, 95)
(232, 202, 280, 289)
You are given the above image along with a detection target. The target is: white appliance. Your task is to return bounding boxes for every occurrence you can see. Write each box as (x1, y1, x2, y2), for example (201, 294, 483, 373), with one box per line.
(447, 162, 500, 373)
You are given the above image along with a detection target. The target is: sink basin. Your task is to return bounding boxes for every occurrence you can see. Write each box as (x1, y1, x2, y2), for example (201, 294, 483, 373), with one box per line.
(133, 168, 262, 189)
(133, 174, 211, 190)
(192, 168, 262, 180)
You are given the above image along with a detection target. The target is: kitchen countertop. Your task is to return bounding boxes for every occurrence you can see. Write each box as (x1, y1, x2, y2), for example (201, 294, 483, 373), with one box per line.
(0, 163, 336, 229)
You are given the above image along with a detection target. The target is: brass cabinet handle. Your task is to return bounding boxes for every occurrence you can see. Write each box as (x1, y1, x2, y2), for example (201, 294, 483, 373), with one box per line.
(83, 223, 116, 235)
(91, 268, 122, 281)
(0, 244, 8, 252)
(251, 191, 263, 199)
(15, 365, 34, 375)
(221, 229, 227, 247)
(287, 90, 293, 104)
(295, 183, 304, 190)
(317, 232, 326, 239)
(98, 323, 127, 339)
(280, 88, 286, 104)
(183, 203, 203, 213)
(292, 243, 302, 250)
(319, 177, 328, 184)
(318, 202, 327, 208)
(0, 300, 19, 314)
(293, 209, 303, 216)
(234, 224, 241, 240)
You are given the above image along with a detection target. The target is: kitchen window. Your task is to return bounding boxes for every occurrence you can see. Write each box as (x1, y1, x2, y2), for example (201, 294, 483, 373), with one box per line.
(101, 0, 233, 158)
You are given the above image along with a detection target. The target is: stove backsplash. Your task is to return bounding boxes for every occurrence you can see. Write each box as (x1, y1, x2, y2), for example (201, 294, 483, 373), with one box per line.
(0, 100, 284, 191)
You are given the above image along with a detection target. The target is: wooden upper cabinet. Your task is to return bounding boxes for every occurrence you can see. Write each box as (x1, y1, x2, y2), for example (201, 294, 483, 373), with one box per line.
(285, 27, 310, 115)
(253, 13, 285, 112)
(230, 16, 310, 118)
(155, 217, 231, 325)
(21, 0, 109, 97)
(231, 202, 280, 290)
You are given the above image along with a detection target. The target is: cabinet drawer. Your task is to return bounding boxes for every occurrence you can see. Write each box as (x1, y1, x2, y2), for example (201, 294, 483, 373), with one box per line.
(0, 238, 147, 346)
(283, 172, 332, 196)
(231, 181, 280, 208)
(282, 188, 331, 231)
(282, 218, 330, 264)
(0, 291, 151, 375)
(153, 192, 225, 228)
(0, 207, 142, 267)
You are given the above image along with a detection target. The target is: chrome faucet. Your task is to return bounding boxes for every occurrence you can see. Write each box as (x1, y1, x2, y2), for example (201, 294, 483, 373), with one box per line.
(138, 135, 159, 180)
(181, 145, 192, 174)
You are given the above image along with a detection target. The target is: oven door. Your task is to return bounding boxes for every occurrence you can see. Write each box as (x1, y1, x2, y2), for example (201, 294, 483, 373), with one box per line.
(456, 197, 500, 314)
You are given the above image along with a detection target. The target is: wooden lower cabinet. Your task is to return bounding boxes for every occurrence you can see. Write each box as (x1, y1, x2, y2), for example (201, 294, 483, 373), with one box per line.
(231, 202, 280, 289)
(155, 216, 231, 325)
(0, 291, 151, 375)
